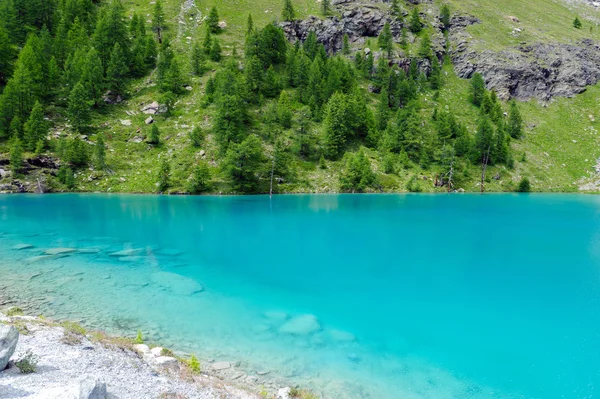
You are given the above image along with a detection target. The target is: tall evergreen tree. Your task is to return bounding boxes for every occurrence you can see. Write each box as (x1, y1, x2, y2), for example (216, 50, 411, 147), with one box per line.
(23, 101, 47, 151)
(471, 72, 485, 106)
(9, 137, 23, 174)
(95, 134, 106, 169)
(391, 0, 401, 18)
(210, 38, 222, 62)
(508, 100, 523, 138)
(440, 4, 451, 31)
(106, 43, 129, 95)
(418, 33, 432, 59)
(222, 135, 265, 193)
(68, 82, 92, 132)
(157, 159, 170, 192)
(342, 34, 351, 55)
(247, 14, 254, 36)
(152, 0, 165, 42)
(282, 0, 296, 22)
(323, 92, 350, 158)
(322, 0, 331, 15)
(409, 8, 422, 33)
(203, 27, 212, 54)
(191, 42, 206, 76)
(378, 23, 393, 59)
(0, 26, 16, 85)
(207, 7, 220, 33)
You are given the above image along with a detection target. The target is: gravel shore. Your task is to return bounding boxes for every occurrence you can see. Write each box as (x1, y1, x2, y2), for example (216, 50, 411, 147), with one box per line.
(0, 311, 268, 399)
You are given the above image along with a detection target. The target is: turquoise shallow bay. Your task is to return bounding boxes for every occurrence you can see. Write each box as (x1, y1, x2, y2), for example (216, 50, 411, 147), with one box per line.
(0, 193, 599, 398)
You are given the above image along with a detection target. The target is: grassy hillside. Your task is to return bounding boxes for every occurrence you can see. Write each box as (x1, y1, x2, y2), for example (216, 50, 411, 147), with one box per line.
(1, 0, 600, 194)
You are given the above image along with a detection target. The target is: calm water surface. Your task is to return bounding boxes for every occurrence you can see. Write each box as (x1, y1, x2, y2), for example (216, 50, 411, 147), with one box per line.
(0, 194, 599, 399)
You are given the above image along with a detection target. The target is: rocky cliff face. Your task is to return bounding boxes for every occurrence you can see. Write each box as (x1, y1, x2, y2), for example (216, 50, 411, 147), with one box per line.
(282, 1, 600, 102)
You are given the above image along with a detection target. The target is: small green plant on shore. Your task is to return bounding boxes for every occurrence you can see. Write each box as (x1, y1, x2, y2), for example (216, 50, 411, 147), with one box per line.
(15, 350, 39, 374)
(61, 321, 87, 345)
(134, 330, 144, 344)
(161, 348, 174, 357)
(289, 387, 318, 399)
(188, 354, 200, 374)
(6, 307, 23, 316)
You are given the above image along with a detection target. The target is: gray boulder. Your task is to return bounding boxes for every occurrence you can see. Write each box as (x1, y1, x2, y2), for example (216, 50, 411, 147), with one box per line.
(78, 376, 107, 399)
(0, 325, 19, 371)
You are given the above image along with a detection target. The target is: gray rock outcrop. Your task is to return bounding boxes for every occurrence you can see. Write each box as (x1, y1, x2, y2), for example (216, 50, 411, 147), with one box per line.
(0, 325, 19, 371)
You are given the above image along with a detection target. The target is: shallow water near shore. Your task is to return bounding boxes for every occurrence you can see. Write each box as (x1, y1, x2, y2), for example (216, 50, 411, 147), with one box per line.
(1, 193, 599, 399)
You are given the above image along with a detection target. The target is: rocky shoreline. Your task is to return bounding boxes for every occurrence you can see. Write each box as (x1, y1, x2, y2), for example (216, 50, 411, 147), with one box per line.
(0, 307, 304, 399)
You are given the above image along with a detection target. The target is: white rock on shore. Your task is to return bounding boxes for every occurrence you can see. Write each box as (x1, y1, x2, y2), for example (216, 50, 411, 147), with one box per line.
(0, 325, 19, 371)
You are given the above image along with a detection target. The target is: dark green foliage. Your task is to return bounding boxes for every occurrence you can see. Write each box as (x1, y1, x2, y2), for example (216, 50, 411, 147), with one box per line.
(246, 24, 288, 68)
(189, 162, 212, 193)
(378, 23, 393, 58)
(406, 174, 423, 192)
(322, 0, 331, 15)
(418, 34, 432, 59)
(152, 0, 165, 41)
(474, 116, 494, 163)
(57, 165, 75, 188)
(148, 124, 160, 145)
(189, 126, 205, 147)
(471, 72, 485, 106)
(573, 17, 582, 29)
(210, 39, 222, 62)
(191, 42, 206, 76)
(23, 101, 47, 151)
(106, 43, 128, 95)
(517, 177, 531, 192)
(409, 8, 422, 33)
(9, 137, 23, 174)
(282, 0, 296, 22)
(157, 159, 170, 193)
(430, 56, 442, 90)
(247, 14, 254, 36)
(440, 4, 451, 31)
(203, 27, 212, 54)
(68, 82, 92, 132)
(391, 0, 401, 18)
(65, 138, 89, 167)
(222, 135, 265, 192)
(0, 26, 16, 84)
(508, 100, 523, 138)
(208, 7, 220, 34)
(340, 150, 376, 192)
(214, 94, 248, 151)
(95, 134, 106, 169)
(342, 34, 351, 55)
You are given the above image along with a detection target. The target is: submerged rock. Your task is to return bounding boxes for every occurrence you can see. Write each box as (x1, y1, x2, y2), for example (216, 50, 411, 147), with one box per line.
(12, 244, 33, 250)
(278, 315, 321, 335)
(150, 272, 204, 295)
(44, 248, 77, 255)
(328, 329, 356, 343)
(110, 248, 144, 257)
(212, 361, 231, 371)
(263, 311, 290, 323)
(0, 325, 19, 371)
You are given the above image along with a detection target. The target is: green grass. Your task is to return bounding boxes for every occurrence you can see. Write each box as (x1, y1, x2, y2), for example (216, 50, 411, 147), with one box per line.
(442, 0, 600, 51)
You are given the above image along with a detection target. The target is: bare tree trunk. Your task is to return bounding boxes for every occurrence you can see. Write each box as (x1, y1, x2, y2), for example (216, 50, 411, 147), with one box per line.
(269, 155, 275, 198)
(480, 146, 491, 194)
(447, 161, 454, 193)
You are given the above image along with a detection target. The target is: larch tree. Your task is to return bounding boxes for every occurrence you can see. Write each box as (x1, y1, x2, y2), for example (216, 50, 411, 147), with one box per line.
(282, 0, 296, 22)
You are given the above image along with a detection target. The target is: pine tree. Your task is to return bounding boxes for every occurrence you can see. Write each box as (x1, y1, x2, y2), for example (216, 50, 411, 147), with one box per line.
(471, 72, 485, 106)
(323, 92, 350, 159)
(164, 58, 183, 93)
(207, 7, 220, 33)
(203, 27, 212, 55)
(157, 159, 170, 193)
(247, 14, 254, 36)
(106, 43, 129, 95)
(0, 26, 16, 85)
(81, 48, 104, 105)
(9, 137, 23, 175)
(152, 0, 165, 42)
(23, 101, 46, 151)
(339, 150, 376, 192)
(65, 138, 89, 167)
(573, 17, 582, 29)
(222, 135, 265, 193)
(189, 161, 212, 193)
(418, 33, 432, 59)
(282, 0, 296, 22)
(508, 100, 523, 138)
(277, 91, 293, 128)
(342, 34, 351, 55)
(214, 94, 247, 151)
(322, 0, 331, 15)
(376, 87, 390, 131)
(148, 124, 160, 145)
(475, 116, 494, 163)
(391, 0, 401, 18)
(378, 22, 393, 59)
(429, 56, 442, 90)
(191, 42, 206, 76)
(95, 134, 106, 169)
(440, 4, 451, 31)
(210, 38, 222, 62)
(409, 8, 422, 33)
(68, 82, 91, 132)
(189, 126, 205, 147)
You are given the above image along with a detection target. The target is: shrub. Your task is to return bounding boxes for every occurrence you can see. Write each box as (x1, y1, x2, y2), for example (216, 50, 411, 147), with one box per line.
(6, 307, 23, 316)
(188, 354, 200, 374)
(406, 175, 423, 192)
(517, 177, 531, 192)
(573, 17, 582, 29)
(189, 127, 204, 147)
(15, 350, 39, 374)
(134, 330, 144, 344)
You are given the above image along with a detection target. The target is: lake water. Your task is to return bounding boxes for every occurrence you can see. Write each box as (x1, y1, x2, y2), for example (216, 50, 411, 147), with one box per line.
(0, 194, 599, 399)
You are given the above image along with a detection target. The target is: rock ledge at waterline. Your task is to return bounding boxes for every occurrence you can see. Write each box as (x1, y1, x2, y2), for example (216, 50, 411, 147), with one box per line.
(0, 311, 294, 399)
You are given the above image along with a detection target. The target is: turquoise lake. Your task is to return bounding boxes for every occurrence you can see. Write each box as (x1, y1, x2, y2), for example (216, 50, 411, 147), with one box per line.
(0, 193, 599, 398)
